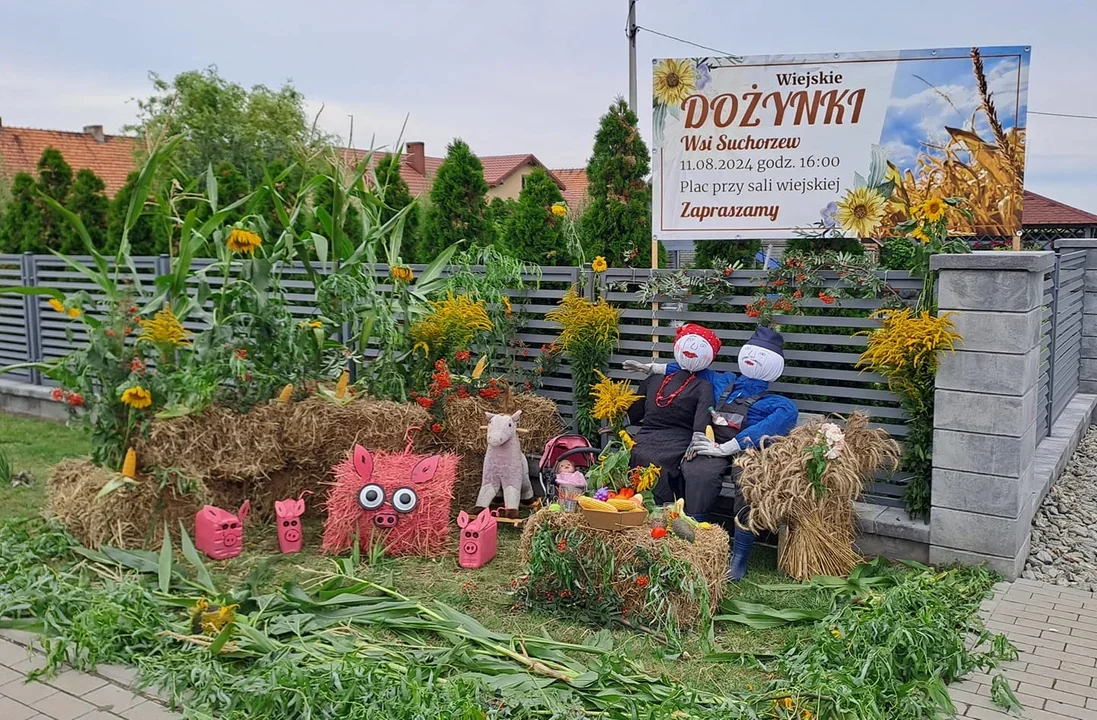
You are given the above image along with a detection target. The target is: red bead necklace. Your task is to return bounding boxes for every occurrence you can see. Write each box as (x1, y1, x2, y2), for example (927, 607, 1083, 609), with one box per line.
(654, 373, 696, 408)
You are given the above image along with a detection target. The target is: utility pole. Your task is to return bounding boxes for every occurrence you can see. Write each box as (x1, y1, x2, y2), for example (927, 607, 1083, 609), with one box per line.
(627, 0, 638, 113)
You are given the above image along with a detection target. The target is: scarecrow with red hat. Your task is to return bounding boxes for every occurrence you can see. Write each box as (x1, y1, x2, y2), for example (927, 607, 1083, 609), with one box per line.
(626, 325, 798, 581)
(624, 324, 718, 513)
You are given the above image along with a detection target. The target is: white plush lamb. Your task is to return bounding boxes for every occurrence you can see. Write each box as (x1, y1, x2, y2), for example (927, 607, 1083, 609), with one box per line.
(476, 411, 533, 518)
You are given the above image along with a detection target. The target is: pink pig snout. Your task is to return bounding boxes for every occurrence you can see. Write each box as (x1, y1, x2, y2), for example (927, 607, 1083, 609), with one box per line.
(222, 530, 241, 547)
(283, 527, 301, 542)
(374, 511, 398, 528)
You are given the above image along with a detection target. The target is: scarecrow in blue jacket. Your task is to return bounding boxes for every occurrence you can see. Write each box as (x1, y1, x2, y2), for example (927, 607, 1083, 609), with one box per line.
(625, 326, 798, 581)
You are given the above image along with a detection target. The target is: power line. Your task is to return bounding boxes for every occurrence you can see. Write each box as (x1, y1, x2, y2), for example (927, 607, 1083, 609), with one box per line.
(1030, 110, 1097, 121)
(634, 25, 736, 58)
(638, 24, 1097, 123)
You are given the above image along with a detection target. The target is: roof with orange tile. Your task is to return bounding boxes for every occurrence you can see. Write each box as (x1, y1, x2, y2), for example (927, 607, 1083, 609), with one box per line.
(0, 125, 138, 196)
(1021, 190, 1097, 227)
(551, 168, 590, 210)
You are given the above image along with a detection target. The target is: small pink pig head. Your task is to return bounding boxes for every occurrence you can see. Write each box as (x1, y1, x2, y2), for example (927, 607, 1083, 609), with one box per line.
(274, 491, 310, 554)
(457, 508, 497, 569)
(194, 500, 250, 560)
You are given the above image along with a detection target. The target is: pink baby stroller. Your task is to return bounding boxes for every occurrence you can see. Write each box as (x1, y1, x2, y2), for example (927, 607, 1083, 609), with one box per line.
(537, 434, 600, 504)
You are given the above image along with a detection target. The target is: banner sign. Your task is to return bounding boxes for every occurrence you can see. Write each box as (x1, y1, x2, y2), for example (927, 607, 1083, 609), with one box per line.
(651, 46, 1030, 246)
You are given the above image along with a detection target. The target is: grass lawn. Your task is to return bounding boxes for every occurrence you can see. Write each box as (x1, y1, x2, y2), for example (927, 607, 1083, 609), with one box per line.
(0, 413, 92, 520)
(0, 410, 825, 692)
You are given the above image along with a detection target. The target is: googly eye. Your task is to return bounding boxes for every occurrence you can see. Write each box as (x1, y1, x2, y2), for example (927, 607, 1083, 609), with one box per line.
(391, 487, 419, 514)
(357, 484, 385, 510)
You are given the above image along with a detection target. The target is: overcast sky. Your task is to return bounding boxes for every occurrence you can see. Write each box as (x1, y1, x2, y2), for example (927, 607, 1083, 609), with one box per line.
(2, 0, 1094, 212)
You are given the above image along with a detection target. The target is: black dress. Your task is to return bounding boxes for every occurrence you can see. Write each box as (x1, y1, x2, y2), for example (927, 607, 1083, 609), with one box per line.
(626, 372, 714, 508)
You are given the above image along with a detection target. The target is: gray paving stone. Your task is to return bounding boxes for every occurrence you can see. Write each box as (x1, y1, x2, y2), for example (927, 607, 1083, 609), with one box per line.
(80, 684, 144, 714)
(120, 699, 184, 719)
(94, 665, 137, 688)
(44, 669, 108, 696)
(0, 678, 56, 705)
(0, 696, 38, 720)
(28, 690, 96, 719)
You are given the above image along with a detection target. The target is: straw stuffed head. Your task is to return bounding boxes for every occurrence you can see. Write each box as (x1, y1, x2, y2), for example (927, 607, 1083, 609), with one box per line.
(674, 324, 720, 372)
(322, 443, 457, 557)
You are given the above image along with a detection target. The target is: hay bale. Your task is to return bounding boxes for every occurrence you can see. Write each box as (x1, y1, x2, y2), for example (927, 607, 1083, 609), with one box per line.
(282, 397, 436, 469)
(137, 403, 290, 482)
(48, 458, 205, 549)
(453, 452, 487, 513)
(443, 394, 563, 455)
(519, 510, 728, 630)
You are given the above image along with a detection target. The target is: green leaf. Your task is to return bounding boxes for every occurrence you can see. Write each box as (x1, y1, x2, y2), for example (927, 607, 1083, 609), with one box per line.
(158, 523, 173, 594)
(206, 163, 218, 213)
(99, 545, 160, 573)
(178, 523, 217, 594)
(48, 250, 117, 299)
(121, 136, 182, 257)
(0, 286, 64, 301)
(95, 477, 133, 499)
(37, 194, 109, 279)
(313, 234, 329, 266)
(208, 622, 234, 654)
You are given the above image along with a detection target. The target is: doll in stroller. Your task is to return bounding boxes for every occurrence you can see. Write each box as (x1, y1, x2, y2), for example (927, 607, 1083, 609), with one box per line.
(536, 434, 600, 506)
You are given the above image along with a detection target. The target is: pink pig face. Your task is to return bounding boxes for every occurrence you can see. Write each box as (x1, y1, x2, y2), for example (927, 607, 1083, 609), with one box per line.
(194, 501, 250, 560)
(274, 494, 307, 554)
(351, 445, 438, 529)
(457, 508, 497, 569)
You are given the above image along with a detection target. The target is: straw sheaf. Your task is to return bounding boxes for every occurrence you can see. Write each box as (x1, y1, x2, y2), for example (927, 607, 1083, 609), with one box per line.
(518, 509, 729, 627)
(48, 457, 206, 549)
(282, 397, 437, 468)
(734, 413, 899, 579)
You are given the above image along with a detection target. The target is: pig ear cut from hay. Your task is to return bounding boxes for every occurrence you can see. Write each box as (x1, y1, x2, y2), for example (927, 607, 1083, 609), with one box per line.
(457, 510, 469, 528)
(353, 445, 374, 481)
(411, 455, 440, 484)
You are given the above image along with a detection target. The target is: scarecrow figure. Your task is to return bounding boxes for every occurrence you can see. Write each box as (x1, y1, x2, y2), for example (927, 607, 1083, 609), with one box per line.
(624, 324, 716, 513)
(626, 326, 798, 581)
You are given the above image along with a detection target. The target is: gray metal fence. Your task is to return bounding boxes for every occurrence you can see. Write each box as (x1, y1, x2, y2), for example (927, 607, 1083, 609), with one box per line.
(1038, 249, 1086, 439)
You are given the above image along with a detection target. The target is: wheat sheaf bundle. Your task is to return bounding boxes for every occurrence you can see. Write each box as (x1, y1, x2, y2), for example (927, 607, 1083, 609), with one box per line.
(734, 412, 899, 580)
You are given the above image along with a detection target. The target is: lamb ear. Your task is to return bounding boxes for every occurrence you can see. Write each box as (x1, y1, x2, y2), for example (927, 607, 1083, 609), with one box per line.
(353, 444, 374, 481)
(484, 412, 496, 421)
(511, 410, 522, 423)
(457, 511, 469, 528)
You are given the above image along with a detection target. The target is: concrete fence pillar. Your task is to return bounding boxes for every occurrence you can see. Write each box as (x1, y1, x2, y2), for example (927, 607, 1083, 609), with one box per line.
(1057, 239, 1097, 393)
(928, 251, 1055, 579)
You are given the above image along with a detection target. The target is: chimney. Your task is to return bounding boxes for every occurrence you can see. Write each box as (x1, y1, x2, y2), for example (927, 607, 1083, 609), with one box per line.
(83, 125, 105, 144)
(406, 141, 426, 176)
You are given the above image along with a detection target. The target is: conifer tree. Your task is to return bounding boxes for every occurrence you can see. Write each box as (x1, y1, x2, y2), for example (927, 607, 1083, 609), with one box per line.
(36, 148, 74, 251)
(62, 169, 109, 253)
(375, 153, 419, 260)
(0, 173, 42, 253)
(503, 168, 567, 264)
(421, 139, 490, 260)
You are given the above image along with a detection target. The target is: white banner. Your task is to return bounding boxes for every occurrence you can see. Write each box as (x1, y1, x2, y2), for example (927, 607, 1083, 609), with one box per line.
(651, 46, 1031, 246)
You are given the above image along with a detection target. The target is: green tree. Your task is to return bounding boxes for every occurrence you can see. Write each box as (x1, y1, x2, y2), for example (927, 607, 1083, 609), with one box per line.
(129, 67, 323, 185)
(421, 139, 490, 260)
(692, 239, 762, 269)
(374, 153, 419, 260)
(0, 173, 42, 253)
(503, 168, 567, 264)
(785, 236, 865, 255)
(106, 171, 170, 255)
(62, 169, 110, 253)
(36, 148, 74, 252)
(581, 98, 660, 267)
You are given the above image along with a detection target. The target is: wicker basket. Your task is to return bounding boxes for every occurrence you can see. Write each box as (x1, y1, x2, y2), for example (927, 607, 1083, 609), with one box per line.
(579, 507, 648, 531)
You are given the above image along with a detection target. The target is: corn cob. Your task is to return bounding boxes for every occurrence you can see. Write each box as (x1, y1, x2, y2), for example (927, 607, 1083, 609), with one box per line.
(334, 370, 349, 399)
(277, 384, 294, 403)
(121, 448, 137, 479)
(705, 425, 715, 441)
(471, 355, 488, 380)
(577, 496, 618, 512)
(607, 498, 639, 511)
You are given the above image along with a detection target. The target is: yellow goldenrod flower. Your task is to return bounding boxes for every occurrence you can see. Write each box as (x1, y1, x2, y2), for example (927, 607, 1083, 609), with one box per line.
(410, 294, 493, 356)
(857, 309, 961, 377)
(226, 228, 262, 254)
(653, 58, 697, 106)
(590, 371, 642, 425)
(67, 306, 82, 318)
(591, 256, 608, 273)
(836, 186, 886, 237)
(48, 298, 65, 314)
(390, 266, 415, 283)
(920, 196, 946, 222)
(618, 429, 635, 450)
(545, 289, 619, 354)
(140, 306, 191, 347)
(121, 386, 153, 409)
(502, 296, 513, 317)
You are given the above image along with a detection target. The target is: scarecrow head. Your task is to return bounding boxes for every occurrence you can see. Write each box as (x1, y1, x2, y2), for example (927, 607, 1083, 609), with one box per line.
(738, 326, 785, 382)
(673, 323, 720, 372)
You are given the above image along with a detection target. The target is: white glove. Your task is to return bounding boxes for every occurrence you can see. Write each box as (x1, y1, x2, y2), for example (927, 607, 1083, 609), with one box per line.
(623, 360, 667, 376)
(687, 433, 740, 458)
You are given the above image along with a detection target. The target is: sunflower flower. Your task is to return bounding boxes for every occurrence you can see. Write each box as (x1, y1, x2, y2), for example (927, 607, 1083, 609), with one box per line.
(592, 256, 608, 273)
(390, 266, 415, 283)
(910, 226, 931, 245)
(590, 371, 641, 427)
(47, 298, 66, 314)
(618, 429, 635, 450)
(653, 58, 697, 106)
(120, 386, 153, 409)
(226, 228, 262, 254)
(140, 306, 191, 347)
(67, 306, 82, 318)
(836, 187, 886, 237)
(920, 196, 946, 222)
(634, 464, 660, 492)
